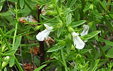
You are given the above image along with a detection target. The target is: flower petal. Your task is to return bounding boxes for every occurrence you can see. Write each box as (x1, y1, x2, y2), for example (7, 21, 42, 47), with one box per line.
(72, 32, 85, 49)
(76, 36, 85, 49)
(44, 24, 53, 31)
(81, 25, 89, 36)
(36, 29, 50, 41)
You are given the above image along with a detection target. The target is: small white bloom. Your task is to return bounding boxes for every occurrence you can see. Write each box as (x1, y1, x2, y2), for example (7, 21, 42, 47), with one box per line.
(81, 25, 89, 36)
(72, 32, 85, 49)
(36, 24, 53, 41)
(5, 56, 10, 60)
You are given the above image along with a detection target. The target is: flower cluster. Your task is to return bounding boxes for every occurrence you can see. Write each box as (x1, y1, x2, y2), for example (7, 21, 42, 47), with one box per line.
(36, 24, 89, 49)
(72, 25, 89, 49)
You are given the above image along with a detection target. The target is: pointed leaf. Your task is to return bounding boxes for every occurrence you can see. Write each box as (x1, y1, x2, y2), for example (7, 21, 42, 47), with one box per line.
(34, 64, 47, 71)
(83, 31, 101, 40)
(70, 20, 86, 28)
(20, 0, 25, 9)
(9, 56, 15, 67)
(47, 46, 65, 52)
(106, 47, 113, 58)
(12, 36, 22, 50)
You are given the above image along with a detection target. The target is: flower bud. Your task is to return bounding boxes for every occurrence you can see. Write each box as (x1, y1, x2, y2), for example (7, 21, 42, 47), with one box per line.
(48, 4, 54, 9)
(34, 25, 42, 31)
(46, 10, 57, 15)
(89, 4, 93, 10)
(71, 45, 75, 50)
(2, 56, 10, 69)
(68, 26, 74, 33)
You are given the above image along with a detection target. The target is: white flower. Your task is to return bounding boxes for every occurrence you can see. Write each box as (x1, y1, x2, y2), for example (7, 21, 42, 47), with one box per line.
(81, 25, 89, 36)
(36, 24, 53, 41)
(5, 56, 10, 60)
(72, 32, 85, 49)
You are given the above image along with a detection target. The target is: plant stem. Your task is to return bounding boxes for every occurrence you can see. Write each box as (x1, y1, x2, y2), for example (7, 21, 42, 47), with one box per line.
(37, 9, 45, 71)
(12, 2, 18, 49)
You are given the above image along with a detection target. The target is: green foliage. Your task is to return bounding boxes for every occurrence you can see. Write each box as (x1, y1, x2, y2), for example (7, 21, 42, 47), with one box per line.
(0, 0, 113, 71)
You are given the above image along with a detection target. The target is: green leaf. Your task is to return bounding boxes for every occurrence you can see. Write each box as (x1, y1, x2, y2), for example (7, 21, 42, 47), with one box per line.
(83, 2, 91, 12)
(80, 49, 91, 54)
(9, 56, 15, 67)
(47, 46, 65, 52)
(69, 0, 77, 8)
(12, 36, 22, 51)
(91, 59, 100, 71)
(5, 29, 15, 35)
(34, 56, 40, 66)
(4, 67, 7, 71)
(70, 20, 86, 28)
(106, 47, 113, 58)
(57, 26, 64, 38)
(99, 39, 113, 46)
(65, 34, 71, 54)
(66, 13, 72, 26)
(103, 16, 113, 31)
(20, 0, 25, 9)
(34, 64, 47, 71)
(83, 31, 101, 40)
(4, 50, 15, 55)
(0, 10, 14, 16)
(0, 6, 3, 11)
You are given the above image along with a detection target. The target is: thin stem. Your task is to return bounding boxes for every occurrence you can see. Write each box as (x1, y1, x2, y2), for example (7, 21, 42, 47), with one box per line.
(12, 2, 18, 49)
(37, 8, 45, 71)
